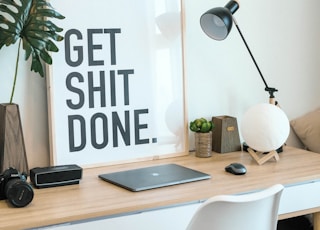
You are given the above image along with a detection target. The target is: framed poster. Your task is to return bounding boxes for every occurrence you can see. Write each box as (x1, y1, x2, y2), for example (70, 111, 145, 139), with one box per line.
(47, 0, 187, 167)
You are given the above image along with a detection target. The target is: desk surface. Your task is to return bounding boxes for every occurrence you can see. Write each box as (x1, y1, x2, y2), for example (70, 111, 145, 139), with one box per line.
(2, 146, 320, 229)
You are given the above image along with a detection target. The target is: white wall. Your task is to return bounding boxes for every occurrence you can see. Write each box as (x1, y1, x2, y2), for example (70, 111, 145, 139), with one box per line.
(185, 0, 320, 148)
(0, 43, 50, 169)
(0, 0, 319, 169)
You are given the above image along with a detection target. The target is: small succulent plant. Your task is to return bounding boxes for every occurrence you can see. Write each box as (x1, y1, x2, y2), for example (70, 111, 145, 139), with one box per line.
(189, 118, 214, 133)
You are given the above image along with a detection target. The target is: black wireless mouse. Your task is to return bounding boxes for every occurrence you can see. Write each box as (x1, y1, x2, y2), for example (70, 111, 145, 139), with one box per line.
(225, 163, 247, 175)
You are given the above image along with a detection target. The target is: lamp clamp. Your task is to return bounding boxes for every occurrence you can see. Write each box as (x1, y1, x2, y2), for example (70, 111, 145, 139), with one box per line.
(265, 87, 278, 98)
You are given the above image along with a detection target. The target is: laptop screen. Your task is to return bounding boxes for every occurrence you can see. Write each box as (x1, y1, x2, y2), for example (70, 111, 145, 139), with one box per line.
(98, 164, 211, 192)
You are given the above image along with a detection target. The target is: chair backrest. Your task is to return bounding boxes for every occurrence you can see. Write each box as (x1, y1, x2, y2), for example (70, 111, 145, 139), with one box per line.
(186, 184, 284, 230)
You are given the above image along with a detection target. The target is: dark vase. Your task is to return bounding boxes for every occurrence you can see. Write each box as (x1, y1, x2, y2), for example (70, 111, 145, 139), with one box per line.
(0, 103, 28, 174)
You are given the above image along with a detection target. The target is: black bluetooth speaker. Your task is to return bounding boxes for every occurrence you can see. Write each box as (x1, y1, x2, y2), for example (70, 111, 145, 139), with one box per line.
(30, 164, 82, 188)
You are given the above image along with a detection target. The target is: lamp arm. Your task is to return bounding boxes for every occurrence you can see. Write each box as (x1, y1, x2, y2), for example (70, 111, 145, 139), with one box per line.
(232, 17, 278, 102)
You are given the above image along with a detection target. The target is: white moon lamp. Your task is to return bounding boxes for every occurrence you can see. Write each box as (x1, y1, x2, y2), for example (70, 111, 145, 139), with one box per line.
(241, 103, 290, 153)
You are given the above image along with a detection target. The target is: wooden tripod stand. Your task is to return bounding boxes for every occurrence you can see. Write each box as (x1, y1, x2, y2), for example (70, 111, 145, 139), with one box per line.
(247, 148, 280, 165)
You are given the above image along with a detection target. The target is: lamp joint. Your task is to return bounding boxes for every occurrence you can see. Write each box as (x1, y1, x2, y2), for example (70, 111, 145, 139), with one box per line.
(265, 87, 278, 98)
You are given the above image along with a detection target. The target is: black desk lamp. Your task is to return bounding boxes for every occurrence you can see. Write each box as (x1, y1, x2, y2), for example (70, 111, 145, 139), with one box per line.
(200, 0, 290, 164)
(200, 0, 278, 105)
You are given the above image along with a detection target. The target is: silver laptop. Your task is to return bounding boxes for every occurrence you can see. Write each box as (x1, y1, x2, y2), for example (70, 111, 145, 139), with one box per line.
(98, 163, 211, 192)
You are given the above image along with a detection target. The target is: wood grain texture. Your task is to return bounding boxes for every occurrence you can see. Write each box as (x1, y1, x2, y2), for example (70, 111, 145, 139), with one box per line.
(314, 212, 320, 230)
(1, 146, 320, 229)
(0, 103, 28, 173)
(212, 116, 241, 153)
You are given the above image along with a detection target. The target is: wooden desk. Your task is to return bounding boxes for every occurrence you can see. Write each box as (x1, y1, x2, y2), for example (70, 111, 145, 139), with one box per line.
(1, 146, 320, 229)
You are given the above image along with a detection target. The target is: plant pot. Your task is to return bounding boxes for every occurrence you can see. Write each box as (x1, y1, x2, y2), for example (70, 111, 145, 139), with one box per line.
(0, 103, 28, 173)
(195, 131, 212, 158)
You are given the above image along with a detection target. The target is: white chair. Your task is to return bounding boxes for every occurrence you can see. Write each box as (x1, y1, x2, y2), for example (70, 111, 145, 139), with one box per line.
(186, 184, 284, 230)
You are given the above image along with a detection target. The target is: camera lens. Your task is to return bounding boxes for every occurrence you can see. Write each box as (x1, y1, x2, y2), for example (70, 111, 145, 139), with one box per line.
(5, 178, 34, 207)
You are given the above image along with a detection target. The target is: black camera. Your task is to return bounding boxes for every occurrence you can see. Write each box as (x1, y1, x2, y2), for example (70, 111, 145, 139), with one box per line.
(0, 167, 34, 207)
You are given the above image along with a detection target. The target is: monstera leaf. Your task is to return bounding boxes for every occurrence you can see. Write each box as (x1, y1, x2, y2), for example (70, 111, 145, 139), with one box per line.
(0, 0, 64, 102)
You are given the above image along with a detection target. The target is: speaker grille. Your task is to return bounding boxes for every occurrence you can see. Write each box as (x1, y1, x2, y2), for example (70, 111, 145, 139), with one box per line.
(30, 165, 82, 188)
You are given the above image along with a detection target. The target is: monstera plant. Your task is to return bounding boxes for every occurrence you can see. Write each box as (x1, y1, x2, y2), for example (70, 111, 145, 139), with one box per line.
(0, 0, 64, 173)
(0, 0, 65, 103)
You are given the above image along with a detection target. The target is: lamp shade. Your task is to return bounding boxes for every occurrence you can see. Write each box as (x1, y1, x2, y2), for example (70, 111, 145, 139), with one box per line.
(200, 0, 239, 40)
(241, 103, 290, 152)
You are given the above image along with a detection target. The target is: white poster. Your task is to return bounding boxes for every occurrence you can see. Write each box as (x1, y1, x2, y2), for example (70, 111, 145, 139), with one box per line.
(48, 0, 186, 167)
